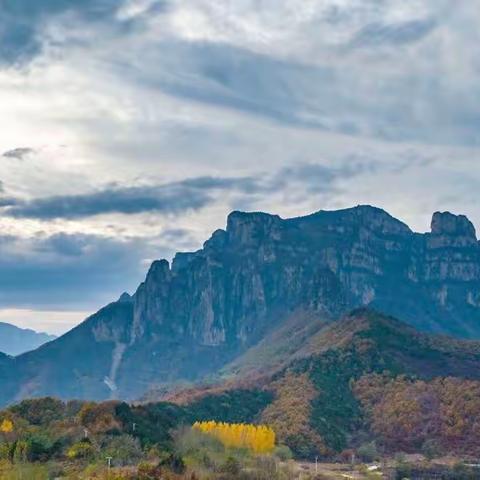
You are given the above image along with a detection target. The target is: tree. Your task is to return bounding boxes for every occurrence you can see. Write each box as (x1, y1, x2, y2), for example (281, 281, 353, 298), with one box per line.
(13, 440, 28, 463)
(0, 419, 13, 434)
(67, 441, 95, 460)
(261, 372, 325, 457)
(78, 401, 122, 434)
(357, 441, 378, 462)
(192, 421, 276, 454)
(10, 398, 65, 426)
(102, 434, 143, 466)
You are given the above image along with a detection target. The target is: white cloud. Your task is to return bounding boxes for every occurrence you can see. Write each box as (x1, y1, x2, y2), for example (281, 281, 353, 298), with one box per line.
(0, 0, 479, 329)
(0, 308, 91, 335)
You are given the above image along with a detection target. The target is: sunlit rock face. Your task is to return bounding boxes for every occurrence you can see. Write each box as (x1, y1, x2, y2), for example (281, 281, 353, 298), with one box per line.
(1, 205, 480, 405)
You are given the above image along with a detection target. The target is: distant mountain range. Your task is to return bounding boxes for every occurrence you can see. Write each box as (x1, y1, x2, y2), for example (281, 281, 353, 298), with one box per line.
(0, 322, 56, 356)
(1, 205, 480, 407)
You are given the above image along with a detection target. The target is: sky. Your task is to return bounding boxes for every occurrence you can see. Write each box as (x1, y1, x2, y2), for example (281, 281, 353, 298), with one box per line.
(0, 0, 479, 334)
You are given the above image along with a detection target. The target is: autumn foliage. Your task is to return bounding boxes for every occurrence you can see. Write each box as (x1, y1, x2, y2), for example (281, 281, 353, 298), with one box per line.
(354, 374, 480, 455)
(261, 372, 325, 457)
(0, 419, 13, 433)
(192, 421, 275, 454)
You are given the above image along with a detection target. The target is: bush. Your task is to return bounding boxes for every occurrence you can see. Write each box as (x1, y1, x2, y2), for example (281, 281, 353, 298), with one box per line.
(25, 433, 59, 462)
(220, 456, 241, 477)
(357, 441, 378, 462)
(102, 434, 143, 466)
(421, 438, 441, 459)
(159, 453, 185, 474)
(67, 440, 96, 460)
(252, 455, 276, 480)
(79, 401, 122, 434)
(0, 442, 14, 461)
(13, 440, 28, 463)
(137, 462, 164, 479)
(274, 444, 293, 461)
(10, 398, 65, 426)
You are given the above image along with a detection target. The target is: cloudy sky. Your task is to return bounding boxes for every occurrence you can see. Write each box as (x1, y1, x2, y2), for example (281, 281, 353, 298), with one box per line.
(0, 0, 479, 334)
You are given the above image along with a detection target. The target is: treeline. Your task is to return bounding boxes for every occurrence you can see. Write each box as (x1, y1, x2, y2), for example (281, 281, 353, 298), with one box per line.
(3, 371, 480, 470)
(354, 374, 480, 457)
(0, 394, 297, 480)
(0, 390, 271, 468)
(193, 421, 275, 453)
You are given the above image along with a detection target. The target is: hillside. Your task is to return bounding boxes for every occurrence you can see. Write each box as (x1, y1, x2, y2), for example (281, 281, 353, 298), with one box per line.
(169, 309, 480, 457)
(0, 322, 56, 356)
(2, 205, 480, 405)
(3, 310, 480, 465)
(256, 309, 480, 456)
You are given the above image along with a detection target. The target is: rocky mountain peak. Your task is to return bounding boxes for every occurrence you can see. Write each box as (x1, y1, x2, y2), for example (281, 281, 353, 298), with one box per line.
(344, 205, 412, 235)
(146, 259, 171, 282)
(431, 211, 477, 240)
(203, 229, 228, 251)
(118, 292, 132, 303)
(226, 211, 282, 247)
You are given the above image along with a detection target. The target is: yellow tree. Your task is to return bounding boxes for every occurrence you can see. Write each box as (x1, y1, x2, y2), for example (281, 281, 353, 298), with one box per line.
(0, 419, 13, 434)
(193, 421, 275, 454)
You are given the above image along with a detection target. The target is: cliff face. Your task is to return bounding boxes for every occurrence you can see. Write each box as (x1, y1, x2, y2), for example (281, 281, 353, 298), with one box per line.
(1, 205, 480, 405)
(131, 206, 480, 347)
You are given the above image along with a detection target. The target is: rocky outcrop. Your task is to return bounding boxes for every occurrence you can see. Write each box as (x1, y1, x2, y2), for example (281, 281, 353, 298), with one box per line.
(128, 206, 480, 348)
(1, 205, 480, 405)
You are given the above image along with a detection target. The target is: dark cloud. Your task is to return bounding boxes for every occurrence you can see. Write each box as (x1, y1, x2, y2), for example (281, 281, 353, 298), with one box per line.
(134, 41, 331, 130)
(2, 147, 35, 160)
(0, 0, 124, 64)
(2, 175, 261, 220)
(0, 197, 18, 207)
(349, 18, 437, 48)
(0, 232, 162, 310)
(124, 38, 480, 146)
(5, 185, 209, 220)
(1, 164, 377, 221)
(0, 180, 18, 207)
(0, 160, 371, 221)
(271, 161, 376, 193)
(0, 0, 172, 64)
(0, 158, 417, 312)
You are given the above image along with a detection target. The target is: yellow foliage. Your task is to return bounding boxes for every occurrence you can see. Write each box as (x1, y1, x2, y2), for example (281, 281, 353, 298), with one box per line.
(0, 419, 13, 433)
(192, 420, 275, 454)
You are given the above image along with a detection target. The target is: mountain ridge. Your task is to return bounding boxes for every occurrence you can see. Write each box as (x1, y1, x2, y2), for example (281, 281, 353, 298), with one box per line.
(0, 322, 56, 356)
(1, 205, 480, 406)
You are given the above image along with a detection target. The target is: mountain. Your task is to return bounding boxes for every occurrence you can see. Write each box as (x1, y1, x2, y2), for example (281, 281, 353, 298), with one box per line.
(167, 309, 480, 456)
(4, 309, 480, 461)
(1, 205, 480, 406)
(0, 322, 56, 356)
(271, 308, 480, 456)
